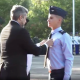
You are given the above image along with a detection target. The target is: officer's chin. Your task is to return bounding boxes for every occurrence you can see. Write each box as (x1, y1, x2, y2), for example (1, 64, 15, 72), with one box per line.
(48, 24, 52, 28)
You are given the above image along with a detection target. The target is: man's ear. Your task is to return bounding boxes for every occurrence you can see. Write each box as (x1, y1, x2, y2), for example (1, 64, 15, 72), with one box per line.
(19, 15, 23, 20)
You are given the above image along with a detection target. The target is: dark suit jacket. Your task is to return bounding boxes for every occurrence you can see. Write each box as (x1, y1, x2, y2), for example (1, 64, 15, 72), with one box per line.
(0, 20, 46, 79)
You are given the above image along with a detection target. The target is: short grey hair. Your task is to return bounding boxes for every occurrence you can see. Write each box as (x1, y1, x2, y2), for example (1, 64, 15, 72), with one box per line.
(10, 4, 28, 20)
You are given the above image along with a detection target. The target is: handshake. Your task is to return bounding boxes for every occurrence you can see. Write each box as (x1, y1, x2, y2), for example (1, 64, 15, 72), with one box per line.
(39, 39, 53, 47)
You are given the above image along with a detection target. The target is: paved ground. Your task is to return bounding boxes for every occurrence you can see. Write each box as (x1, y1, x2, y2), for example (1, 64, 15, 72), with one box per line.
(30, 55, 80, 80)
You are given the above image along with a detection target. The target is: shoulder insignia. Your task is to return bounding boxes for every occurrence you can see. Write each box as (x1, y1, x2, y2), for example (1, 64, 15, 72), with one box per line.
(59, 30, 66, 35)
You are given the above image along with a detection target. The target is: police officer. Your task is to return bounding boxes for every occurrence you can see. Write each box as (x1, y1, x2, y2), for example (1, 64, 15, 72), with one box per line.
(70, 32, 74, 55)
(45, 6, 74, 80)
(74, 32, 80, 55)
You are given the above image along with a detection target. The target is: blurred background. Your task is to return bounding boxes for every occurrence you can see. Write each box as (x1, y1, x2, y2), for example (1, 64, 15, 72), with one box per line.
(0, 0, 80, 40)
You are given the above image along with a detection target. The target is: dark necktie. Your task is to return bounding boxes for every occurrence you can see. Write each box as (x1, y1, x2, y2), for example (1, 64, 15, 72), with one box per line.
(44, 33, 52, 68)
(49, 33, 52, 39)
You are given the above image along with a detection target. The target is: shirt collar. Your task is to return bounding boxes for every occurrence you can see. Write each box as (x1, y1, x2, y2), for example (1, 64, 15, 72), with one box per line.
(51, 27, 62, 34)
(11, 20, 20, 26)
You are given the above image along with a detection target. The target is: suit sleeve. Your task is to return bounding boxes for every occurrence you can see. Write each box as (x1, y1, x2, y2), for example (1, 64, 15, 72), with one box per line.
(19, 28, 47, 56)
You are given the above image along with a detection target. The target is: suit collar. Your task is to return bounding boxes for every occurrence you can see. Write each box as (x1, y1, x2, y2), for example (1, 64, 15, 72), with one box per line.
(11, 20, 20, 26)
(9, 20, 22, 27)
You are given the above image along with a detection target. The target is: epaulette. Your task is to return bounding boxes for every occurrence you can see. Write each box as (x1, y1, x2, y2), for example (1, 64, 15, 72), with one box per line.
(59, 30, 66, 35)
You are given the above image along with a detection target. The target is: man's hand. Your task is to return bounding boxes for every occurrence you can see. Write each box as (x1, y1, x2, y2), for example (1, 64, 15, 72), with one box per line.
(45, 39, 53, 47)
(40, 39, 47, 46)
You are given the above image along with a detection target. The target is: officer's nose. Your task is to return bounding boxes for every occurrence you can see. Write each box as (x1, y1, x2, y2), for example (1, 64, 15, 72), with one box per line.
(47, 18, 50, 23)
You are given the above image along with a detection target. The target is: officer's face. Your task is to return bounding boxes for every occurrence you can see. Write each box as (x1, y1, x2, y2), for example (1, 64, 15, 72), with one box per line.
(47, 14, 61, 30)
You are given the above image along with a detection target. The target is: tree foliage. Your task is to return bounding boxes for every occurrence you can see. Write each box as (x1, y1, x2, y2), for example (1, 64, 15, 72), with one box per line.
(0, 0, 80, 40)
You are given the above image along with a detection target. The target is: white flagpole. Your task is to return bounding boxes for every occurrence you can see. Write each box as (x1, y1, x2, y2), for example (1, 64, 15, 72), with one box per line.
(72, 0, 75, 37)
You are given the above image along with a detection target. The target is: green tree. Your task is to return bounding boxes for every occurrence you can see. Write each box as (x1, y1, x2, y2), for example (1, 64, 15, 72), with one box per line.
(27, 0, 73, 40)
(0, 0, 80, 39)
(0, 0, 30, 31)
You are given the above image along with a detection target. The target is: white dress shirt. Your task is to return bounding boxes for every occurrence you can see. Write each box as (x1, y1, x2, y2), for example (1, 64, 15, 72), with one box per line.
(47, 27, 74, 80)
(27, 54, 33, 75)
(74, 36, 80, 44)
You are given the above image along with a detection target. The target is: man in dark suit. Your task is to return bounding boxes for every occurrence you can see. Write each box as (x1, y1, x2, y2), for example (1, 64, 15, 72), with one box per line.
(0, 5, 53, 80)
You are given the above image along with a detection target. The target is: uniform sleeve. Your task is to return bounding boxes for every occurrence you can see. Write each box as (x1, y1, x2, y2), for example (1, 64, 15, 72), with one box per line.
(18, 28, 47, 56)
(62, 34, 74, 80)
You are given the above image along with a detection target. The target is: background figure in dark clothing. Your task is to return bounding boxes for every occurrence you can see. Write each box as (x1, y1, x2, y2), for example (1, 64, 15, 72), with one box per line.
(0, 4, 53, 80)
(0, 17, 5, 53)
(0, 17, 5, 25)
(33, 36, 40, 44)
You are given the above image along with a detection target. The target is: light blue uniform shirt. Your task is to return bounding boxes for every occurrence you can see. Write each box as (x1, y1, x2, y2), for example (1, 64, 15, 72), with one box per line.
(47, 27, 74, 80)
